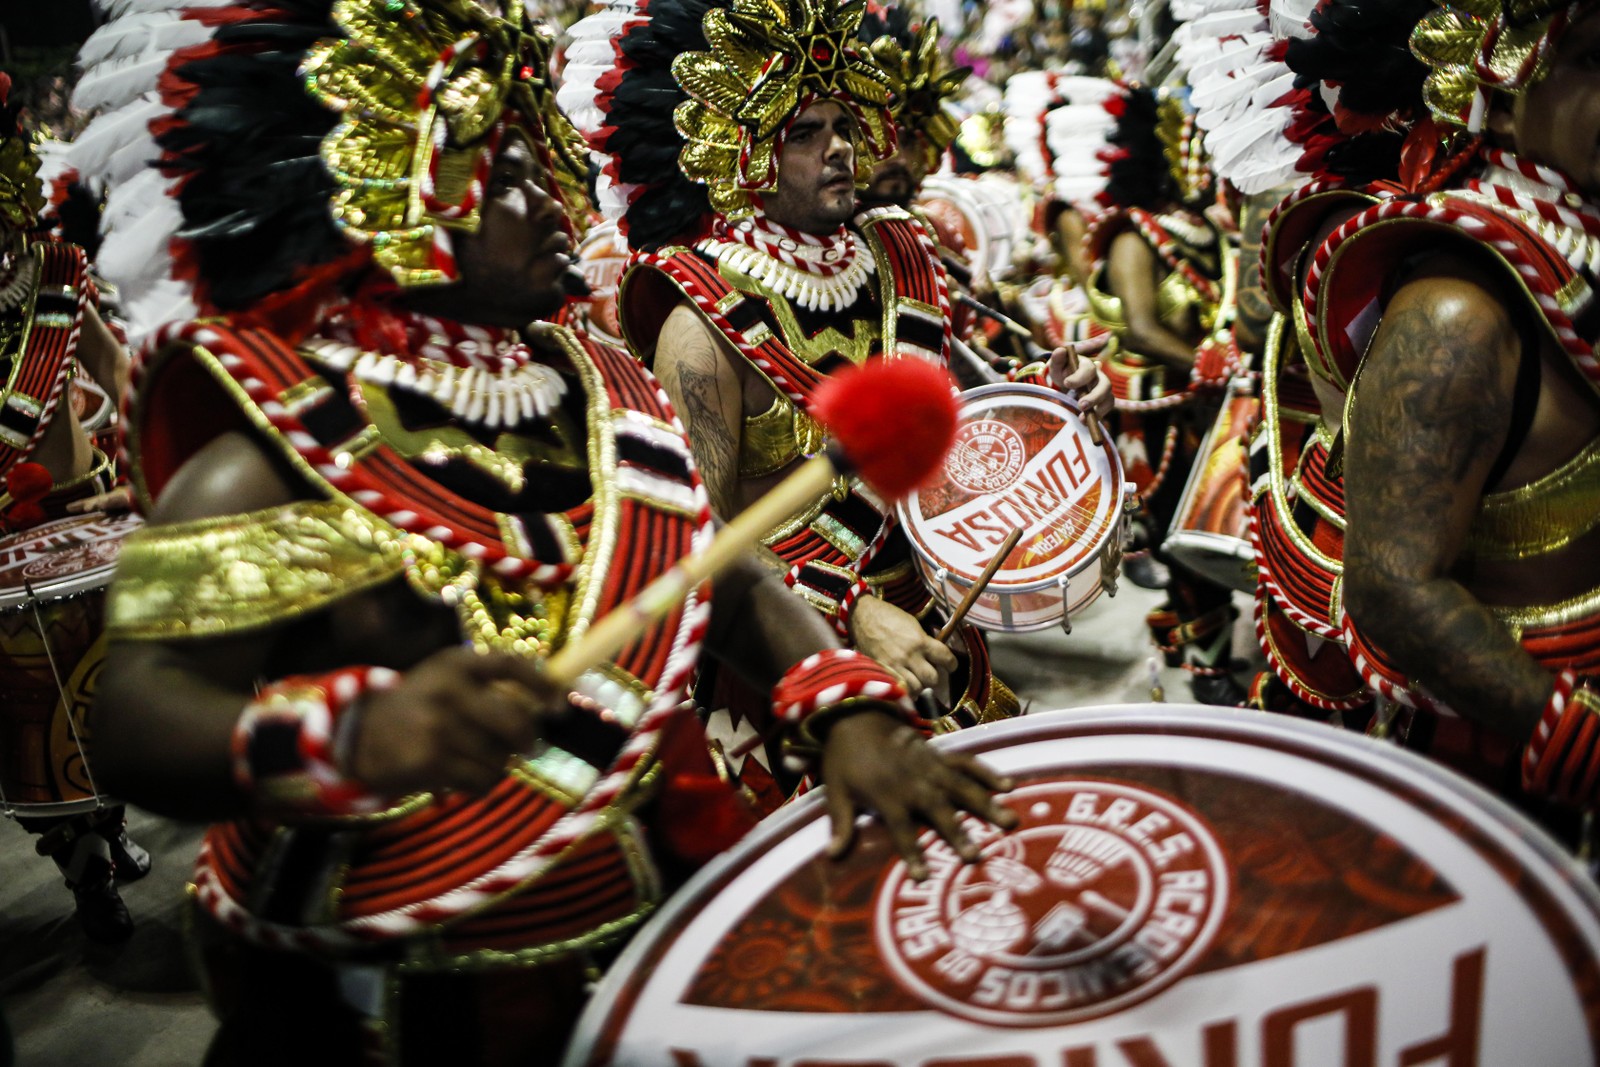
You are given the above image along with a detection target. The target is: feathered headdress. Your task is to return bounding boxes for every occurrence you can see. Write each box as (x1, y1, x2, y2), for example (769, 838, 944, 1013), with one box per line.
(1412, 0, 1580, 131)
(66, 0, 589, 345)
(561, 0, 896, 249)
(1170, 0, 1315, 195)
(859, 7, 969, 170)
(1097, 85, 1206, 210)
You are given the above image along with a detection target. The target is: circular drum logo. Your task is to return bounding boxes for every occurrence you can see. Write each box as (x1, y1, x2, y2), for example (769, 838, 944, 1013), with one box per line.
(876, 779, 1229, 1027)
(946, 419, 1027, 494)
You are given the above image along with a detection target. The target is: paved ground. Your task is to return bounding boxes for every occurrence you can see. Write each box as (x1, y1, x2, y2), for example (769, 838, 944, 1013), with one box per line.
(0, 580, 1261, 1066)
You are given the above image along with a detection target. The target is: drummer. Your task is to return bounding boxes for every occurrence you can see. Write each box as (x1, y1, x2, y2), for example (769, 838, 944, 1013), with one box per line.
(79, 1, 1018, 1058)
(0, 75, 145, 943)
(1077, 85, 1245, 705)
(584, 0, 1112, 808)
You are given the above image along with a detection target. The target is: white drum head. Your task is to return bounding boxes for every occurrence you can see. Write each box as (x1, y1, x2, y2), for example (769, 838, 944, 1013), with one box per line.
(0, 511, 142, 608)
(565, 706, 1600, 1065)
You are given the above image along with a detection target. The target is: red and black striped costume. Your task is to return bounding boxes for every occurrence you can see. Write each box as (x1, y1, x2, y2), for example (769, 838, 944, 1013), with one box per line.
(621, 207, 1018, 811)
(1255, 162, 1600, 795)
(114, 316, 722, 1055)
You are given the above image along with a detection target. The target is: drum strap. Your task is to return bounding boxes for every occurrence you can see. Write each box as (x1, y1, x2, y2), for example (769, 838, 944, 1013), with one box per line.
(0, 243, 89, 472)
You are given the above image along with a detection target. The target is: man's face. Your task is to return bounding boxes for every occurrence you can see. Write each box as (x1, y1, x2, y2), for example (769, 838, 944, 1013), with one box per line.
(764, 100, 860, 233)
(1510, 7, 1600, 197)
(441, 131, 576, 325)
(862, 125, 930, 208)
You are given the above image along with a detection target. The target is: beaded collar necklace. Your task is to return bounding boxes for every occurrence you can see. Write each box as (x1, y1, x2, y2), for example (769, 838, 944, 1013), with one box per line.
(699, 212, 876, 314)
(1464, 149, 1600, 277)
(309, 304, 568, 430)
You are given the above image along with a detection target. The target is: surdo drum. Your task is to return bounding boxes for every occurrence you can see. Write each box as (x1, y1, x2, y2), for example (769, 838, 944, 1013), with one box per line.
(899, 384, 1130, 633)
(1164, 381, 1259, 594)
(0, 511, 141, 816)
(564, 706, 1600, 1066)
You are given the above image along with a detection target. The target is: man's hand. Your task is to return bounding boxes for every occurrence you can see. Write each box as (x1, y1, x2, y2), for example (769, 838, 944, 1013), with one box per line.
(65, 485, 134, 514)
(820, 710, 1017, 880)
(344, 646, 568, 796)
(849, 595, 957, 696)
(1048, 338, 1114, 420)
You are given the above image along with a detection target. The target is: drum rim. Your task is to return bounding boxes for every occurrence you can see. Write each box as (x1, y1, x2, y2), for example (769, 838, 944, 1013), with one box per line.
(900, 383, 1126, 589)
(564, 704, 1600, 1064)
(0, 511, 142, 607)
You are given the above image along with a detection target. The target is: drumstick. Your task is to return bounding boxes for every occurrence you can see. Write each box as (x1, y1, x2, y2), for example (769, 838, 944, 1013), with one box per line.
(936, 528, 1023, 642)
(955, 292, 1105, 446)
(543, 359, 959, 689)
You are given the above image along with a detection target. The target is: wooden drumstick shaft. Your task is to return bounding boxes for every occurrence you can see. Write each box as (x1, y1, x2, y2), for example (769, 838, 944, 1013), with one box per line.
(544, 455, 838, 687)
(1062, 346, 1106, 447)
(936, 528, 1024, 642)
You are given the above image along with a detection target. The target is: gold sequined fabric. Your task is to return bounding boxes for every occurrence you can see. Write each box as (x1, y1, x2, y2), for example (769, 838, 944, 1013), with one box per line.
(107, 501, 410, 638)
(1467, 436, 1600, 560)
(738, 395, 805, 477)
(671, 0, 894, 217)
(301, 0, 590, 286)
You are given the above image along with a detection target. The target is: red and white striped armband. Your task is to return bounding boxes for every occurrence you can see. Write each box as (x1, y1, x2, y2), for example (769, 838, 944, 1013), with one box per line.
(232, 666, 400, 817)
(772, 649, 915, 753)
(1522, 669, 1600, 806)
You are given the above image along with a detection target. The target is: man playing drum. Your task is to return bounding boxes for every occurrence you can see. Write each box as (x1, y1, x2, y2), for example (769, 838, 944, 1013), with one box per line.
(1261, 0, 1600, 825)
(0, 74, 147, 943)
(75, 2, 1014, 1061)
(1080, 85, 1246, 704)
(567, 0, 1112, 813)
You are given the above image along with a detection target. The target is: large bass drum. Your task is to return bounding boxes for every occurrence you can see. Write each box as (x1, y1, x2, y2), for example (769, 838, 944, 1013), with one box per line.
(899, 384, 1130, 633)
(565, 706, 1600, 1065)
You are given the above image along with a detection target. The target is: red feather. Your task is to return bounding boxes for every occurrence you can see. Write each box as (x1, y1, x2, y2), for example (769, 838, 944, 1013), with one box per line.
(810, 358, 958, 501)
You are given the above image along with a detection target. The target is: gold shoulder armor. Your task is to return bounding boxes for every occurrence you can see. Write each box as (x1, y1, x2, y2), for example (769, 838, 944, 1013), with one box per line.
(107, 501, 409, 640)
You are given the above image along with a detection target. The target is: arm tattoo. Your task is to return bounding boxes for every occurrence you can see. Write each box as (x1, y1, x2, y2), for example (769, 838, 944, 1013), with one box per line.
(1343, 298, 1552, 736)
(660, 313, 744, 518)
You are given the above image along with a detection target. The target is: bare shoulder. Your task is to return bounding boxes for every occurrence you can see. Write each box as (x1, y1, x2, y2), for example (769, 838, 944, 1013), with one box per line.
(658, 300, 738, 373)
(148, 430, 312, 526)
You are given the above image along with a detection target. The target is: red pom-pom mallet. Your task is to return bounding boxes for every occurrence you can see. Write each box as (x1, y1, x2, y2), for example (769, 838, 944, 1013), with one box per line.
(545, 358, 960, 686)
(809, 358, 958, 501)
(2, 462, 53, 531)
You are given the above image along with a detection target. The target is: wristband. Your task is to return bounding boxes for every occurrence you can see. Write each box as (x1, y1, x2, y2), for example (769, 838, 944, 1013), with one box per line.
(772, 649, 914, 750)
(232, 666, 399, 817)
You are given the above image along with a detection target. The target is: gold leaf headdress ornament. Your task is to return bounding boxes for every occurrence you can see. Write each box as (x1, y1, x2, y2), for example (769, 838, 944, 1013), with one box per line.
(301, 0, 592, 287)
(0, 75, 45, 255)
(1412, 0, 1582, 131)
(868, 17, 969, 169)
(670, 0, 897, 217)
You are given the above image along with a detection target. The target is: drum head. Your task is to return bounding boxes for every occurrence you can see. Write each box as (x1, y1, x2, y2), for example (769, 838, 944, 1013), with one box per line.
(0, 511, 143, 608)
(566, 706, 1600, 1065)
(899, 384, 1125, 630)
(574, 220, 629, 347)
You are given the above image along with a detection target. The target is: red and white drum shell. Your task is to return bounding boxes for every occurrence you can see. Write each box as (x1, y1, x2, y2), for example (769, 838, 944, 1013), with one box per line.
(0, 511, 141, 815)
(916, 174, 1031, 286)
(899, 385, 1128, 633)
(569, 219, 630, 348)
(1165, 380, 1259, 593)
(565, 706, 1600, 1066)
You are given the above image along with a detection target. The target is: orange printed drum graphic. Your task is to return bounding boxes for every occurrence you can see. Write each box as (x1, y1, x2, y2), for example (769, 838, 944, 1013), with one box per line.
(566, 706, 1600, 1066)
(571, 219, 630, 347)
(0, 511, 141, 814)
(899, 385, 1129, 632)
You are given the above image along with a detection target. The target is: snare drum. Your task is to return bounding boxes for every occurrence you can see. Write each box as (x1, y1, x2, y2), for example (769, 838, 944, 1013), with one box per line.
(566, 706, 1600, 1065)
(0, 511, 141, 816)
(1164, 380, 1258, 592)
(568, 219, 629, 348)
(899, 384, 1130, 633)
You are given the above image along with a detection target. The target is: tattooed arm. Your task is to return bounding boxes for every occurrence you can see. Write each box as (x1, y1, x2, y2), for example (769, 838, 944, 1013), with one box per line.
(655, 300, 748, 518)
(1233, 193, 1278, 358)
(1342, 270, 1554, 740)
(1107, 230, 1197, 371)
